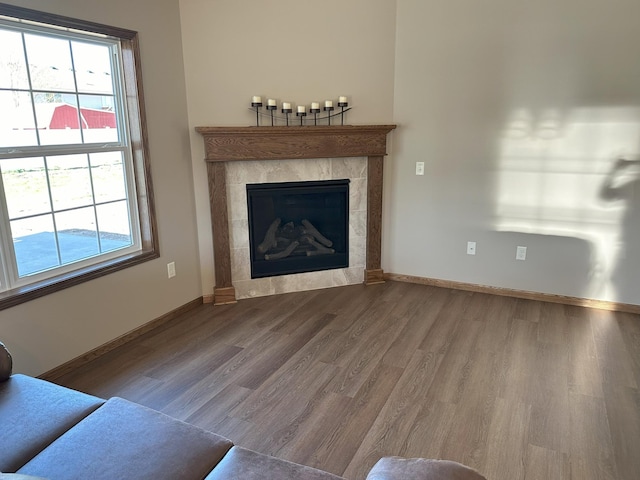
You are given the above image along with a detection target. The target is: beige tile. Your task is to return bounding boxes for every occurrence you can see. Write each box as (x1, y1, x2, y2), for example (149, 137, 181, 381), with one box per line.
(267, 158, 331, 182)
(333, 267, 364, 286)
(235, 278, 274, 299)
(271, 270, 335, 295)
(332, 157, 367, 179)
(230, 218, 249, 249)
(228, 184, 248, 221)
(349, 236, 366, 268)
(350, 177, 367, 211)
(226, 160, 269, 185)
(231, 247, 251, 281)
(349, 210, 367, 238)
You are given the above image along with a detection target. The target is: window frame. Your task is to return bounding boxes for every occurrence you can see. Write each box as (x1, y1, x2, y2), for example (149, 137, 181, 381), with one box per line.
(0, 3, 159, 311)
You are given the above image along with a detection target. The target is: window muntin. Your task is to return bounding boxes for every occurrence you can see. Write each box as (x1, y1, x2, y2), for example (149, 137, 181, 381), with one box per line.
(0, 5, 155, 302)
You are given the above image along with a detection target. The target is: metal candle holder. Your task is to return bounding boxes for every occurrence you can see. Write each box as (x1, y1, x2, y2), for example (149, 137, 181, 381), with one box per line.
(251, 101, 262, 126)
(266, 104, 277, 126)
(324, 105, 335, 125)
(296, 110, 307, 126)
(338, 101, 349, 125)
(282, 107, 292, 126)
(309, 107, 321, 125)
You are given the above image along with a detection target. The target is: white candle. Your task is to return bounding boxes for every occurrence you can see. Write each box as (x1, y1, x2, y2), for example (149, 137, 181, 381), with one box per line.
(339, 96, 347, 104)
(311, 102, 320, 110)
(325, 100, 333, 108)
(252, 96, 262, 104)
(282, 102, 291, 110)
(297, 105, 306, 113)
(267, 98, 276, 106)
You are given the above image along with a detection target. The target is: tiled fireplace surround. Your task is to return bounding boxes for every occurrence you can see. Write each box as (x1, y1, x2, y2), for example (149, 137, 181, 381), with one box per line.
(196, 125, 396, 305)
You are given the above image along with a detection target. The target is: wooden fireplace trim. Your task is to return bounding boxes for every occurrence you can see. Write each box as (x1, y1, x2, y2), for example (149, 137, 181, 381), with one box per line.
(196, 125, 397, 305)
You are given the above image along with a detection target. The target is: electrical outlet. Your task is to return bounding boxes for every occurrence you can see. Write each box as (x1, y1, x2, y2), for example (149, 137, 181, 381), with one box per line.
(167, 262, 176, 278)
(516, 246, 527, 261)
(467, 241, 476, 255)
(415, 162, 425, 176)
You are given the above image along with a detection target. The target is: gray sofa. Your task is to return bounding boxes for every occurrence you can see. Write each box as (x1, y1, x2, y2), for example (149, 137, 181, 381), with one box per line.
(0, 341, 486, 480)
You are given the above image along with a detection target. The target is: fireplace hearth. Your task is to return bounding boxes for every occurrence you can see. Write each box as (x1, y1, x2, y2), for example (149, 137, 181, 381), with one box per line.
(247, 179, 349, 278)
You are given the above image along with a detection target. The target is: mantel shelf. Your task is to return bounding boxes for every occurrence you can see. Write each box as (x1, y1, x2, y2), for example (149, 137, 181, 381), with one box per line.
(196, 124, 397, 305)
(195, 125, 396, 161)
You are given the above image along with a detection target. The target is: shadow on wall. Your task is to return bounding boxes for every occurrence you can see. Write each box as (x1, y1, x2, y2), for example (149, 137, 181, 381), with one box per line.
(493, 107, 640, 304)
(493, 231, 595, 298)
(599, 158, 640, 303)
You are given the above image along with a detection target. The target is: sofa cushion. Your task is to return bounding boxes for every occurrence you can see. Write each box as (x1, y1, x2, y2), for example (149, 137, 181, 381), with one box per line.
(366, 457, 487, 480)
(18, 396, 234, 480)
(0, 374, 105, 472)
(204, 446, 344, 480)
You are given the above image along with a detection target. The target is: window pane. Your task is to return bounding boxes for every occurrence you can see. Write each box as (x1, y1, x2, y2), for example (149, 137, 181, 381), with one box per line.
(0, 90, 38, 147)
(72, 41, 114, 94)
(0, 28, 29, 89)
(1, 157, 51, 219)
(90, 152, 126, 203)
(47, 154, 93, 210)
(97, 201, 132, 252)
(35, 94, 83, 145)
(25, 33, 75, 91)
(79, 94, 118, 143)
(55, 206, 99, 264)
(12, 214, 59, 276)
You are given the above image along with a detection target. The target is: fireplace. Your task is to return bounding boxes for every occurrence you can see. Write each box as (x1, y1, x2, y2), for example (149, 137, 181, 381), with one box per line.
(196, 125, 396, 305)
(247, 179, 349, 278)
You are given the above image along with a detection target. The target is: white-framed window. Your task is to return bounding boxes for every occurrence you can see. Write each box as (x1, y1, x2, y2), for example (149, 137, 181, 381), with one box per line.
(0, 4, 158, 310)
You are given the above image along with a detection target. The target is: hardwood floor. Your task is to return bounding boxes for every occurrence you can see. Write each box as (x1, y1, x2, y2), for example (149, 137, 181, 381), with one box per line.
(56, 282, 640, 480)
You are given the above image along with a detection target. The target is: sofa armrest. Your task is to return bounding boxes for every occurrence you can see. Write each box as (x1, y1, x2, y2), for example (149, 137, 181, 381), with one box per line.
(366, 457, 487, 480)
(0, 341, 12, 381)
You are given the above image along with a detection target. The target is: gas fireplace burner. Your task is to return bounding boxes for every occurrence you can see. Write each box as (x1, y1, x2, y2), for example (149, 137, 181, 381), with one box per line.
(247, 179, 349, 279)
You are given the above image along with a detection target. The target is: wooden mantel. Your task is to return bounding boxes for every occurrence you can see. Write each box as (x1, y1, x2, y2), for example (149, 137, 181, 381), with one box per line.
(196, 125, 396, 305)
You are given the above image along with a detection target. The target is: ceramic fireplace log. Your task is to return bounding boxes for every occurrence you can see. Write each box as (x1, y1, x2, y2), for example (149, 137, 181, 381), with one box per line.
(301, 219, 333, 247)
(258, 218, 282, 254)
(264, 241, 300, 260)
(301, 235, 335, 255)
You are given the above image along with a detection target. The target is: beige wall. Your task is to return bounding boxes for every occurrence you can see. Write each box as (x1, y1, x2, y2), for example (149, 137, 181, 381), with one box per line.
(388, 0, 640, 305)
(178, 0, 397, 297)
(0, 0, 202, 375)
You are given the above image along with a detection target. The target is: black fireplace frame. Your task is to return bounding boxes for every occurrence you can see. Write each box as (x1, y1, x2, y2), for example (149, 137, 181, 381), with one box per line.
(246, 179, 350, 279)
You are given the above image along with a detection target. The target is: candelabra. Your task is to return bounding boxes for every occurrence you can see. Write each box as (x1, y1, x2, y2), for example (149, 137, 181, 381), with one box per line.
(249, 96, 351, 126)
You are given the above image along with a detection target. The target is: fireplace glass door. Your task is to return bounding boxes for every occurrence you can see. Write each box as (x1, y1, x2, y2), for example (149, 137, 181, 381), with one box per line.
(246, 179, 349, 278)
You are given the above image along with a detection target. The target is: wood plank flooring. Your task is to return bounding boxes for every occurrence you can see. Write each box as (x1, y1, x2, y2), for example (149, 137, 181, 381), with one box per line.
(55, 282, 640, 480)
